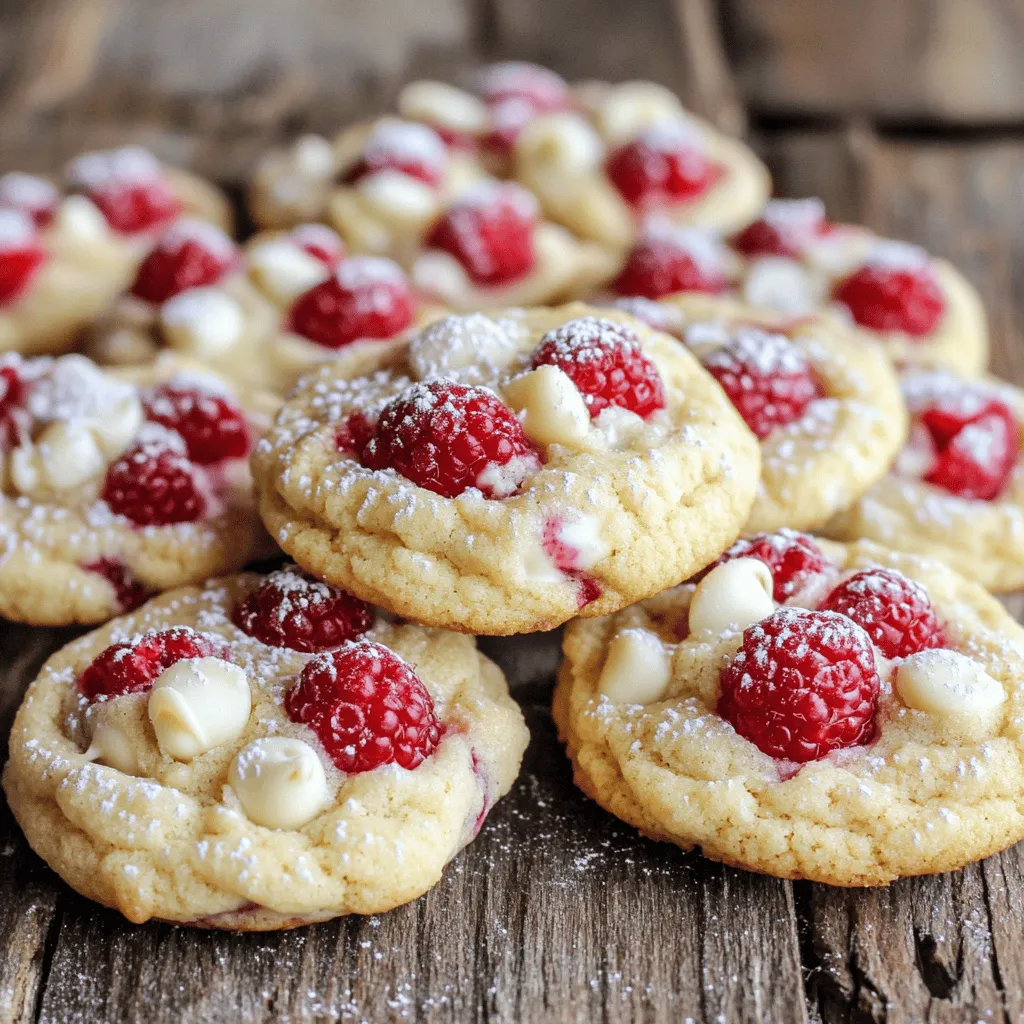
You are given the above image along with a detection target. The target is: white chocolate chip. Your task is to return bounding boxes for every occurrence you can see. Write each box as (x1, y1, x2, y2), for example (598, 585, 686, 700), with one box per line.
(594, 405, 647, 448)
(411, 249, 470, 302)
(398, 80, 488, 133)
(160, 287, 244, 358)
(357, 170, 439, 223)
(503, 366, 591, 448)
(228, 736, 330, 830)
(896, 649, 1006, 715)
(84, 716, 142, 776)
(687, 558, 774, 637)
(248, 239, 329, 304)
(516, 113, 603, 170)
(553, 515, 610, 569)
(293, 135, 337, 179)
(595, 82, 684, 144)
(53, 195, 111, 242)
(598, 628, 672, 704)
(148, 657, 252, 761)
(90, 394, 144, 459)
(408, 313, 521, 379)
(742, 257, 825, 316)
(36, 421, 106, 490)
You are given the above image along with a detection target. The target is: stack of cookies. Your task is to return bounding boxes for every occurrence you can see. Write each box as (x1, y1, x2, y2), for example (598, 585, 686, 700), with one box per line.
(3, 61, 1024, 927)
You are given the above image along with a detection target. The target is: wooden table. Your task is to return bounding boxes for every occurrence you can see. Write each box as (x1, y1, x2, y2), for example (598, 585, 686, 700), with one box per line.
(4, 1, 1024, 1020)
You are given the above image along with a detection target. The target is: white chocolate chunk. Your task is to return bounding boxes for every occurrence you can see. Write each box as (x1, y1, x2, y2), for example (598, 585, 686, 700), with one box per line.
(161, 287, 244, 358)
(148, 657, 252, 761)
(84, 716, 142, 776)
(229, 737, 329, 830)
(293, 134, 336, 179)
(598, 628, 672, 704)
(742, 257, 825, 316)
(53, 195, 110, 242)
(687, 558, 774, 637)
(357, 170, 438, 223)
(896, 649, 1006, 715)
(594, 405, 647, 448)
(516, 113, 603, 170)
(90, 394, 144, 459)
(408, 313, 520, 379)
(503, 366, 591, 448)
(10, 421, 106, 496)
(398, 80, 488, 133)
(411, 250, 471, 302)
(248, 240, 329, 304)
(554, 515, 610, 569)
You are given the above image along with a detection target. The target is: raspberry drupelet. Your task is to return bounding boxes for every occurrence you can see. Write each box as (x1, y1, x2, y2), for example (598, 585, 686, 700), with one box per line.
(711, 530, 828, 602)
(0, 209, 47, 307)
(143, 382, 250, 465)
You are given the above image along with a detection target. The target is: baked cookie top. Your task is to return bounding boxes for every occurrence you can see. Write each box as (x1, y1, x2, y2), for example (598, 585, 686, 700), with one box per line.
(605, 199, 988, 375)
(0, 148, 233, 358)
(85, 219, 437, 394)
(0, 351, 276, 625)
(642, 293, 906, 533)
(512, 80, 770, 249)
(827, 367, 1024, 591)
(554, 534, 1024, 886)
(252, 303, 761, 635)
(3, 568, 528, 927)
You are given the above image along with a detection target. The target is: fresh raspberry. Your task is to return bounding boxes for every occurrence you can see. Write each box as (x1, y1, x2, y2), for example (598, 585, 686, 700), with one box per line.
(289, 224, 345, 266)
(612, 229, 729, 298)
(701, 327, 820, 439)
(286, 640, 442, 773)
(289, 257, 416, 349)
(102, 434, 208, 526)
(129, 220, 238, 303)
(334, 411, 374, 455)
(0, 173, 59, 227)
(731, 198, 828, 258)
(0, 210, 47, 306)
(0, 358, 27, 450)
(531, 316, 665, 419)
(479, 62, 570, 111)
(834, 252, 945, 337)
(361, 379, 540, 499)
(904, 377, 1019, 501)
(711, 529, 828, 602)
(233, 565, 373, 653)
(820, 568, 945, 660)
(605, 124, 722, 209)
(143, 381, 249, 465)
(717, 608, 880, 763)
(424, 182, 537, 286)
(81, 558, 150, 613)
(77, 626, 222, 702)
(344, 121, 446, 188)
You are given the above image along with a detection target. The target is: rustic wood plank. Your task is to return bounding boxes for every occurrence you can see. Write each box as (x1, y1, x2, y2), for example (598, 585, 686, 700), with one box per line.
(722, 0, 1024, 124)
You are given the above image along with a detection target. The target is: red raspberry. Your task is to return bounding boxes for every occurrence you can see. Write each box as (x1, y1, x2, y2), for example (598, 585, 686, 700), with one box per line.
(479, 61, 570, 111)
(0, 358, 27, 450)
(605, 124, 722, 209)
(361, 380, 540, 499)
(834, 250, 945, 337)
(531, 316, 665, 419)
(717, 608, 880, 763)
(102, 434, 208, 526)
(701, 327, 820, 439)
(289, 257, 416, 349)
(81, 558, 150, 613)
(612, 229, 729, 298)
(289, 224, 345, 266)
(130, 220, 238, 303)
(143, 381, 249, 465)
(0, 173, 59, 227)
(233, 565, 373, 653)
(732, 198, 828, 258)
(711, 529, 828, 602)
(820, 568, 945, 660)
(344, 121, 446, 188)
(0, 210, 47, 307)
(286, 640, 442, 773)
(77, 626, 222, 702)
(424, 182, 537, 286)
(334, 410, 375, 456)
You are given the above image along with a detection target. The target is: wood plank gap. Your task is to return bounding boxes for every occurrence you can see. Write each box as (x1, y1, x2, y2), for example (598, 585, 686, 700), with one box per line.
(28, 897, 65, 1024)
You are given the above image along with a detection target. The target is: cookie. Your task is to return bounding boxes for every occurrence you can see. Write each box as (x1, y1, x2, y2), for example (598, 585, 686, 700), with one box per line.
(86, 219, 437, 393)
(513, 80, 770, 250)
(0, 351, 276, 625)
(606, 200, 987, 375)
(3, 567, 528, 927)
(252, 303, 761, 635)
(554, 534, 1024, 885)
(827, 367, 1024, 591)
(635, 293, 906, 533)
(0, 150, 233, 358)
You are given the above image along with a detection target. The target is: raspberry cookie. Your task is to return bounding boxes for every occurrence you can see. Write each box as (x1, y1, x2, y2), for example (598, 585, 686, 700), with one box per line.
(608, 200, 987, 375)
(0, 352, 276, 625)
(555, 534, 1024, 885)
(252, 304, 761, 635)
(513, 80, 770, 250)
(827, 368, 1024, 591)
(86, 219, 433, 393)
(647, 294, 906, 533)
(3, 568, 528, 926)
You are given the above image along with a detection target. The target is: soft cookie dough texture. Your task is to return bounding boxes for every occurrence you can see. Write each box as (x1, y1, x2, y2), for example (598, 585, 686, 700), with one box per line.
(3, 575, 529, 927)
(555, 539, 1024, 885)
(252, 303, 762, 635)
